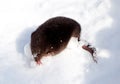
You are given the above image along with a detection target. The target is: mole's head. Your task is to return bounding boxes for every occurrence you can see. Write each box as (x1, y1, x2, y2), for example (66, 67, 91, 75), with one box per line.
(30, 31, 40, 54)
(30, 30, 53, 63)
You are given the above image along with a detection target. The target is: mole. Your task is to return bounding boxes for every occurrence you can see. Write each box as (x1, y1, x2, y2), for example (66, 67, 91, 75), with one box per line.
(30, 16, 97, 64)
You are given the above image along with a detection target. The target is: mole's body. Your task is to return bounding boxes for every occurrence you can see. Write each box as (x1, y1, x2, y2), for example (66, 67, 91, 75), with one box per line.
(30, 17, 81, 63)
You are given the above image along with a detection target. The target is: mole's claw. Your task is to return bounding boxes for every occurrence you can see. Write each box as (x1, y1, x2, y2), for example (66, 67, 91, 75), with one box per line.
(36, 60, 42, 65)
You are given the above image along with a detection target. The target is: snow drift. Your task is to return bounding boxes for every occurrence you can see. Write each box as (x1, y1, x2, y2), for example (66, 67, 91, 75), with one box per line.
(0, 0, 119, 84)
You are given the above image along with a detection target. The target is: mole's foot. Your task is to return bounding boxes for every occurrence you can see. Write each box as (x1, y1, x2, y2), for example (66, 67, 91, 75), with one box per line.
(82, 44, 97, 63)
(36, 60, 42, 65)
(34, 56, 42, 65)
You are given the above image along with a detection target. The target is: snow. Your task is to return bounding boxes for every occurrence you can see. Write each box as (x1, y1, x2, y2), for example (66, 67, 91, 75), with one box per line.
(0, 0, 119, 84)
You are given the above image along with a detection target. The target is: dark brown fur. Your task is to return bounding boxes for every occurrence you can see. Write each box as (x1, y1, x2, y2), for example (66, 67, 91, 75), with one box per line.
(30, 16, 81, 63)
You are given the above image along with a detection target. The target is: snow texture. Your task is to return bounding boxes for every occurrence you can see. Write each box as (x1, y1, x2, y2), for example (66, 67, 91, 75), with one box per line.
(0, 0, 119, 84)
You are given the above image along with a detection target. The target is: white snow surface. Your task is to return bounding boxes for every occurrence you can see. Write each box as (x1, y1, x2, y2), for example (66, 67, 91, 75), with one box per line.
(0, 0, 119, 84)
